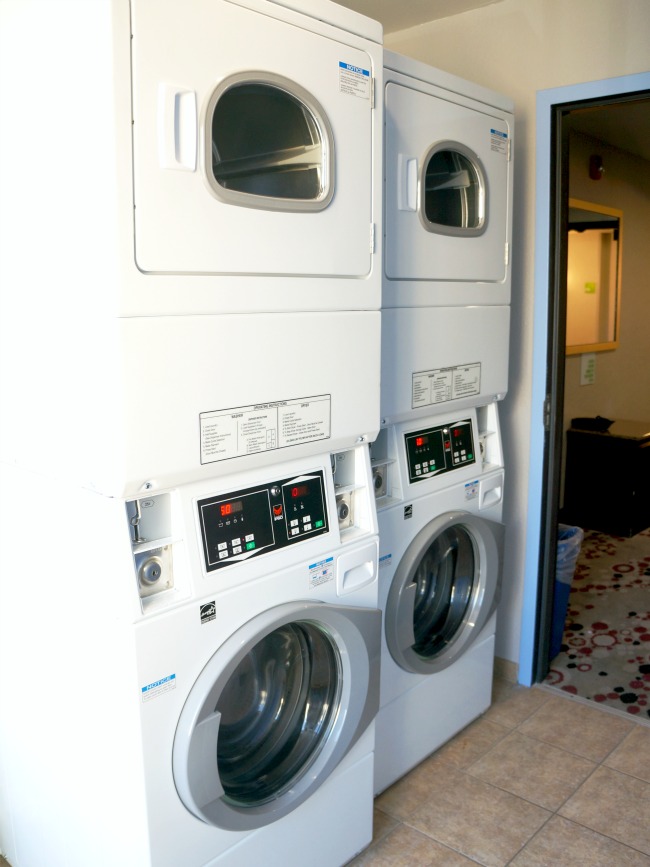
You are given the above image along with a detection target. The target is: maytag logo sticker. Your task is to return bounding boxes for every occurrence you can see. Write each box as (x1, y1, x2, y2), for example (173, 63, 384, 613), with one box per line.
(200, 601, 216, 624)
(404, 504, 413, 520)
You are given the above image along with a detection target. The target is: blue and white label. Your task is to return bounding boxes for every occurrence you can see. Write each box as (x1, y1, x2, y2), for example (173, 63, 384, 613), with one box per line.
(309, 555, 334, 588)
(464, 480, 479, 501)
(339, 61, 371, 100)
(379, 552, 392, 570)
(490, 128, 509, 155)
(141, 673, 176, 703)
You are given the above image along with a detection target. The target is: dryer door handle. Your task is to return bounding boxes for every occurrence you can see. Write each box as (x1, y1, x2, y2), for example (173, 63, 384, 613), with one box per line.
(158, 83, 197, 171)
(398, 154, 418, 211)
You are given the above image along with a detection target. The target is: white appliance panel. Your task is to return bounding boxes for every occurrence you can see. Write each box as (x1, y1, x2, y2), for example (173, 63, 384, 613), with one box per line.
(381, 306, 509, 425)
(132, 0, 378, 279)
(3, 311, 380, 498)
(382, 51, 513, 308)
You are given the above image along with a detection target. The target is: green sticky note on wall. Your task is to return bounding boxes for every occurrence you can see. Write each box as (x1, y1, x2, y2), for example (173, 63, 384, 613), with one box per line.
(584, 282, 596, 294)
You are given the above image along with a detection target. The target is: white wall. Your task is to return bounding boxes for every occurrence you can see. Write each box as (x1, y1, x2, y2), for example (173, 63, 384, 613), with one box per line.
(386, 0, 650, 667)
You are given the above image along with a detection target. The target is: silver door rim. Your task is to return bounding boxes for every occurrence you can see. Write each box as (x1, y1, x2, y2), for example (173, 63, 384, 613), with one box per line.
(173, 600, 380, 831)
(385, 510, 502, 674)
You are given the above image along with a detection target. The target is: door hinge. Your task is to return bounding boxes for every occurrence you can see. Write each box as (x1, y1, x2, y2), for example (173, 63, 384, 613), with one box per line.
(505, 242, 510, 266)
(370, 222, 376, 253)
(507, 137, 512, 161)
(371, 76, 376, 109)
(543, 395, 551, 431)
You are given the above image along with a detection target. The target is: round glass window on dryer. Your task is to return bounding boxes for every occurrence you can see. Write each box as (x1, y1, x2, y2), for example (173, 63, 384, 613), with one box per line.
(419, 141, 487, 237)
(205, 72, 335, 212)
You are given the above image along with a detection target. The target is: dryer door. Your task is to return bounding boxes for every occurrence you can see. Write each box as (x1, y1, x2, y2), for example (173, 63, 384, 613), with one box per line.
(173, 601, 380, 831)
(385, 511, 503, 674)
(131, 0, 377, 282)
(385, 81, 512, 288)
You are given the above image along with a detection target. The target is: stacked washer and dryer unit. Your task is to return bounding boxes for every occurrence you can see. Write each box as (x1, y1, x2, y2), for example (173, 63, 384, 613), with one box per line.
(0, 2, 384, 867)
(372, 51, 514, 794)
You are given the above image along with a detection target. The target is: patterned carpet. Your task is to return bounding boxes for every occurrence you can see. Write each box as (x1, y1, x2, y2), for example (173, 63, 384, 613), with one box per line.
(545, 526, 650, 719)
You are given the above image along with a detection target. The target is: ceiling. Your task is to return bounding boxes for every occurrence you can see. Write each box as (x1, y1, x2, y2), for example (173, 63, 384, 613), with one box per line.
(338, 0, 650, 164)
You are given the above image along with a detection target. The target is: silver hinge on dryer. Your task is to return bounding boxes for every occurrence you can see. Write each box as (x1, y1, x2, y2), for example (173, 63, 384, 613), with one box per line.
(504, 242, 510, 265)
(371, 76, 376, 109)
(370, 223, 376, 253)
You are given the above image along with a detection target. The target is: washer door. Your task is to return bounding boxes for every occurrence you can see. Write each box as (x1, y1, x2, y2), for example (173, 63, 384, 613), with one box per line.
(385, 511, 503, 674)
(173, 601, 380, 831)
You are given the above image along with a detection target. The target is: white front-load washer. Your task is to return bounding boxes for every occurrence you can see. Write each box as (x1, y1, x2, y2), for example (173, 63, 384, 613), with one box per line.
(0, 446, 380, 867)
(383, 49, 514, 308)
(370, 405, 504, 794)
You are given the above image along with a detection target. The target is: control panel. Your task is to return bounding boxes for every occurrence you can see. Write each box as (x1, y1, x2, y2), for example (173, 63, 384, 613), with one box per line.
(198, 471, 328, 571)
(404, 418, 475, 483)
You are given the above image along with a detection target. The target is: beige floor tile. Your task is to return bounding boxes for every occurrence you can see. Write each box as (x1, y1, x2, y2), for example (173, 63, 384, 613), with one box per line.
(510, 815, 650, 866)
(348, 823, 477, 866)
(605, 725, 650, 783)
(370, 807, 399, 846)
(467, 731, 596, 810)
(427, 717, 510, 770)
(404, 763, 550, 867)
(518, 695, 634, 760)
(482, 684, 551, 729)
(374, 755, 443, 821)
(559, 765, 650, 855)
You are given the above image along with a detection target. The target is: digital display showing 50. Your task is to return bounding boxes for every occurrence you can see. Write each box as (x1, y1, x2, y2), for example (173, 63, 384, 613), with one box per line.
(219, 500, 243, 517)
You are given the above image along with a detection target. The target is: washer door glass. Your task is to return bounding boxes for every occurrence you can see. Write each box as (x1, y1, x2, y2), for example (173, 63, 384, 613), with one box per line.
(217, 621, 339, 806)
(173, 600, 380, 831)
(413, 525, 474, 658)
(207, 74, 334, 211)
(421, 143, 486, 236)
(385, 512, 502, 675)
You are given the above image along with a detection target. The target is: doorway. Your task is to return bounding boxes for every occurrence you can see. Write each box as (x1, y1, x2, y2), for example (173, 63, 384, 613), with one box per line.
(518, 71, 650, 689)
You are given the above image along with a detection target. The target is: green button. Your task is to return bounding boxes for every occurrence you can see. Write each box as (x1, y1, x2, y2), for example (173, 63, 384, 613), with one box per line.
(314, 520, 324, 528)
(246, 541, 256, 551)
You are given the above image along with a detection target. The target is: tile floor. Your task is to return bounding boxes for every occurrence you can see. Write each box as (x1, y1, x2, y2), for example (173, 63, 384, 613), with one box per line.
(350, 680, 650, 866)
(1, 682, 649, 867)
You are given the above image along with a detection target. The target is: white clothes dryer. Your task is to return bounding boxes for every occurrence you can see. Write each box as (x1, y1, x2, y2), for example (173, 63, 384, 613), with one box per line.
(1, 0, 383, 320)
(0, 446, 380, 867)
(0, 0, 384, 498)
(383, 50, 514, 309)
(370, 406, 504, 794)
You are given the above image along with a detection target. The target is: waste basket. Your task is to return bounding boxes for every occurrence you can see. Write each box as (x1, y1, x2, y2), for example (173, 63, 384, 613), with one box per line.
(549, 524, 584, 659)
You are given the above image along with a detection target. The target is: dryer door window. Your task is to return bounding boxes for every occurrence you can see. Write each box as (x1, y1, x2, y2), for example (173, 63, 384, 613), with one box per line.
(385, 512, 503, 675)
(173, 601, 380, 831)
(207, 74, 334, 211)
(216, 621, 339, 805)
(421, 144, 486, 236)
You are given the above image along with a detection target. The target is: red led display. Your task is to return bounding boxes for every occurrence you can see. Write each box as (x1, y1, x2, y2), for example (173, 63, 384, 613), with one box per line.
(291, 485, 309, 498)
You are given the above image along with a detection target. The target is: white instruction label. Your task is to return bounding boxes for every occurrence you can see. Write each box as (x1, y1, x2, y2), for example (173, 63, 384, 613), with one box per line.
(309, 556, 334, 589)
(490, 128, 509, 155)
(200, 395, 331, 464)
(464, 480, 479, 501)
(339, 61, 371, 99)
(141, 674, 176, 703)
(412, 363, 481, 409)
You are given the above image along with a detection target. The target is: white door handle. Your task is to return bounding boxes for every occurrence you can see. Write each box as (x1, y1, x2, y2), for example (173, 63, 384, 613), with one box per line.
(158, 84, 197, 171)
(398, 154, 418, 211)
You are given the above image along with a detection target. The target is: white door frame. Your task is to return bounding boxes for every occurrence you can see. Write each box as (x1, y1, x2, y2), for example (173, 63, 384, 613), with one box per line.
(518, 70, 650, 686)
